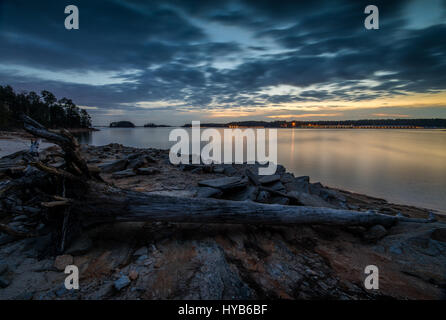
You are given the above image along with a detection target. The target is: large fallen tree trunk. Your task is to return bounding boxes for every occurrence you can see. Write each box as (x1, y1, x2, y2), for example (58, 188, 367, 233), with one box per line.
(75, 183, 398, 227)
(2, 115, 433, 251)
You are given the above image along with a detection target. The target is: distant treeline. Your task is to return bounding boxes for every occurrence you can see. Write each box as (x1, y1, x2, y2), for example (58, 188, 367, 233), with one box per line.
(0, 85, 92, 130)
(183, 119, 446, 128)
(292, 119, 446, 127)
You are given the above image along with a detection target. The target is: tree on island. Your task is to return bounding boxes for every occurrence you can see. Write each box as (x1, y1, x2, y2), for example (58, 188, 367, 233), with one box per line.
(0, 85, 92, 129)
(110, 121, 135, 128)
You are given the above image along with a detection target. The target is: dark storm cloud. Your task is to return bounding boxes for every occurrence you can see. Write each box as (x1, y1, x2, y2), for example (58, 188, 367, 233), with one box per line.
(0, 0, 209, 71)
(0, 0, 445, 122)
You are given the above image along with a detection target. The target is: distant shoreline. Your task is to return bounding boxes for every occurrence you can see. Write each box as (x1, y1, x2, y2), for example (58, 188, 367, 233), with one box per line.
(93, 125, 445, 129)
(97, 118, 446, 129)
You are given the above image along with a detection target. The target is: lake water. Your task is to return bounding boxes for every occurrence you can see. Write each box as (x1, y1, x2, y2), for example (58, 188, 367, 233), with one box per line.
(78, 128, 446, 212)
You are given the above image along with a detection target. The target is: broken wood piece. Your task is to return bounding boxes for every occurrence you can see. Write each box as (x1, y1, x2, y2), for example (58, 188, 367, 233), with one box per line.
(41, 200, 72, 208)
(52, 195, 73, 201)
(21, 114, 92, 179)
(31, 161, 83, 182)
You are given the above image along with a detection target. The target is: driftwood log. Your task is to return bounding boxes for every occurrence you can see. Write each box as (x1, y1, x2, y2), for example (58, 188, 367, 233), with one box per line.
(1, 115, 431, 252)
(74, 183, 398, 227)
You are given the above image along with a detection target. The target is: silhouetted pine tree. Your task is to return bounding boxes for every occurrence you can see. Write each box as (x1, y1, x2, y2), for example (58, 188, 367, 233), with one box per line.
(0, 85, 92, 129)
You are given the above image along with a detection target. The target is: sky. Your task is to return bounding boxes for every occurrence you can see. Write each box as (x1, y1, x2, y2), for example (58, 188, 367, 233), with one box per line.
(0, 0, 445, 126)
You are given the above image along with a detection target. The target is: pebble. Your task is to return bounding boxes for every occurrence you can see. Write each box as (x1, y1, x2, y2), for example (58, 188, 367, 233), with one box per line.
(363, 225, 387, 241)
(129, 270, 139, 280)
(136, 254, 148, 263)
(114, 275, 131, 291)
(133, 246, 148, 257)
(389, 245, 403, 255)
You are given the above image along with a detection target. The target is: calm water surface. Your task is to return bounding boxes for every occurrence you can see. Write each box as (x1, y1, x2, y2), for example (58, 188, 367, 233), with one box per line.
(78, 128, 446, 212)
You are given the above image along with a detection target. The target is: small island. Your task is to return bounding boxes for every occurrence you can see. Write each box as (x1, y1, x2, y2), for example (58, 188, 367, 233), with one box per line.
(110, 121, 135, 128)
